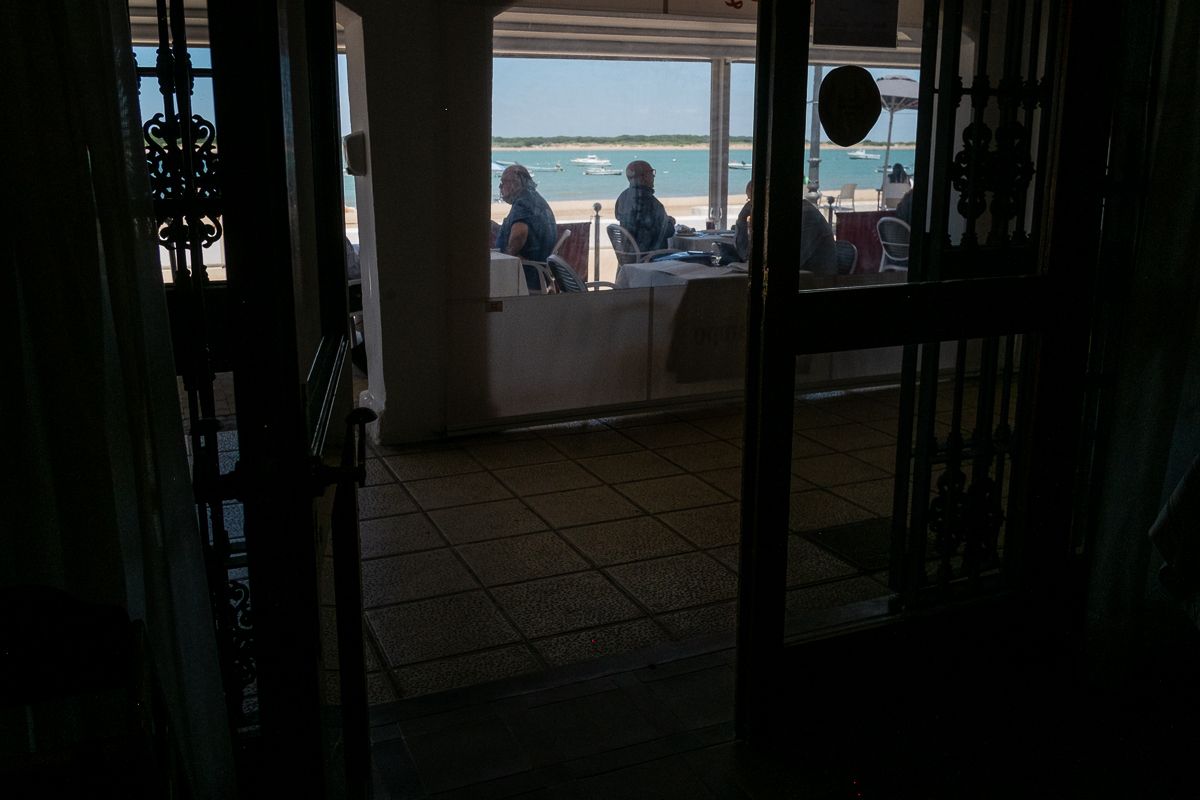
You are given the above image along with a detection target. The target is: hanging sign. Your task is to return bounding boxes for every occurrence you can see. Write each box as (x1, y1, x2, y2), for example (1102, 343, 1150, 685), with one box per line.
(813, 0, 899, 48)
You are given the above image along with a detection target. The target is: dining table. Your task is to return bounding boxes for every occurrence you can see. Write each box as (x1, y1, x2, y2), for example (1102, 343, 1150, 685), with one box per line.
(668, 230, 737, 254)
(489, 250, 529, 297)
(614, 258, 748, 289)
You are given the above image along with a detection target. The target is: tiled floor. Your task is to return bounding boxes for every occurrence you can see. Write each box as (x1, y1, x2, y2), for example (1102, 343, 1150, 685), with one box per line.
(348, 386, 932, 705)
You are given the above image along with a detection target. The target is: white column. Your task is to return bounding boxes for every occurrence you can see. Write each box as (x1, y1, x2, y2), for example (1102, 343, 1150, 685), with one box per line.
(708, 58, 732, 228)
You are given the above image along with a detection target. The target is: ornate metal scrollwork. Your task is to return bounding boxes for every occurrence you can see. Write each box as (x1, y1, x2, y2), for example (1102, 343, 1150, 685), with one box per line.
(228, 579, 256, 689)
(144, 112, 222, 249)
(949, 120, 994, 233)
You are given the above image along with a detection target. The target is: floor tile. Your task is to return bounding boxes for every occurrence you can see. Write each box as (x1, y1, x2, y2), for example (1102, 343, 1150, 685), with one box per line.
(792, 404, 850, 430)
(784, 576, 890, 620)
(428, 498, 547, 544)
(545, 429, 642, 459)
(657, 502, 741, 548)
(786, 536, 860, 586)
(852, 445, 899, 473)
(361, 548, 478, 607)
(789, 489, 877, 532)
(456, 531, 589, 586)
(467, 438, 564, 470)
(803, 517, 895, 572)
(357, 484, 417, 519)
(606, 553, 737, 613)
(564, 752, 719, 799)
(323, 671, 397, 706)
(656, 440, 743, 472)
(659, 601, 738, 639)
(828, 477, 895, 517)
(363, 458, 393, 487)
(791, 453, 890, 486)
(359, 513, 445, 559)
(642, 664, 735, 731)
(791, 432, 835, 458)
(367, 591, 520, 666)
(524, 486, 642, 528)
(490, 572, 642, 638)
(812, 395, 899, 422)
(401, 712, 532, 794)
(615, 474, 731, 514)
(688, 413, 744, 440)
(694, 467, 743, 499)
(559, 516, 694, 566)
(706, 544, 739, 572)
(620, 421, 715, 449)
(382, 448, 479, 481)
(517, 687, 662, 763)
(320, 606, 384, 672)
(493, 460, 602, 497)
(533, 618, 667, 667)
(577, 449, 682, 483)
(404, 471, 512, 510)
(803, 422, 896, 452)
(391, 645, 541, 700)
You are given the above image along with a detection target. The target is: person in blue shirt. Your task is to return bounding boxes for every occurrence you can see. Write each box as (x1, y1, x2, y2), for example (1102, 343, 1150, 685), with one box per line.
(495, 164, 558, 292)
(615, 160, 675, 253)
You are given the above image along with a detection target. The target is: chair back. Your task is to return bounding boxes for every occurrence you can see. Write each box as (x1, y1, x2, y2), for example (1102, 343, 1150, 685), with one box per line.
(550, 228, 571, 256)
(607, 223, 642, 265)
(555, 221, 592, 282)
(547, 255, 587, 293)
(833, 240, 858, 275)
(881, 180, 909, 210)
(838, 183, 857, 200)
(877, 216, 911, 270)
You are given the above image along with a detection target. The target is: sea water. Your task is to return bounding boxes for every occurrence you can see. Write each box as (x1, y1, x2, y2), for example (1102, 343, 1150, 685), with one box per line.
(342, 146, 912, 208)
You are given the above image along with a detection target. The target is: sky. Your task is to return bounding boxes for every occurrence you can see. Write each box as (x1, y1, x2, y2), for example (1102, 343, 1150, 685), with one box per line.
(492, 58, 920, 143)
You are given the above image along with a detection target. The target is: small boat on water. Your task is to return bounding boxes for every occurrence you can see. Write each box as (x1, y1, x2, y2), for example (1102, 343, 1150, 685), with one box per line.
(847, 149, 881, 160)
(583, 167, 622, 176)
(493, 160, 563, 172)
(570, 154, 612, 166)
(728, 160, 752, 169)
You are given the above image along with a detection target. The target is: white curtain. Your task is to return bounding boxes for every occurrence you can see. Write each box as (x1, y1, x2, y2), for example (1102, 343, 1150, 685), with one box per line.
(0, 1, 234, 795)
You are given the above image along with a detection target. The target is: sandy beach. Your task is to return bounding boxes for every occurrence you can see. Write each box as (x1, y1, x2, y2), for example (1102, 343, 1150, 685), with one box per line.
(494, 142, 917, 152)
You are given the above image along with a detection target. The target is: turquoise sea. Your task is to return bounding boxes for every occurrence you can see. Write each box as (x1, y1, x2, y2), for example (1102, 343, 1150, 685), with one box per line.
(342, 146, 912, 207)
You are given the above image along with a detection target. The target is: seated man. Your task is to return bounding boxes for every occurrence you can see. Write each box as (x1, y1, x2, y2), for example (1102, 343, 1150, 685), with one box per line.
(615, 160, 674, 253)
(734, 179, 753, 262)
(732, 183, 836, 276)
(495, 164, 558, 292)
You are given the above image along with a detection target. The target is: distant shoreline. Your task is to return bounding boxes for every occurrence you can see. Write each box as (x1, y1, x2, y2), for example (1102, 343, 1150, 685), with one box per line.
(494, 142, 917, 152)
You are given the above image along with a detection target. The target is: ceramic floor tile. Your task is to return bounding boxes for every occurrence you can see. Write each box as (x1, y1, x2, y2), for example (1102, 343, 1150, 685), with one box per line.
(516, 687, 662, 763)
(656, 440, 743, 472)
(615, 474, 731, 514)
(544, 429, 642, 459)
(401, 712, 532, 794)
(558, 516, 694, 566)
(390, 645, 541, 700)
(606, 553, 737, 613)
(784, 576, 891, 620)
(694, 467, 743, 499)
(363, 458, 393, 486)
(792, 404, 850, 430)
(456, 531, 589, 586)
(367, 591, 520, 666)
(789, 489, 877, 532)
(382, 448, 480, 481)
(577, 450, 682, 484)
(791, 453, 890, 486)
(659, 601, 738, 640)
(852, 445, 900, 473)
(359, 513, 445, 559)
(358, 484, 417, 519)
(532, 618, 667, 667)
(791, 433, 835, 459)
(812, 395, 899, 422)
(707, 544, 739, 573)
(657, 502, 741, 548)
(524, 486, 642, 529)
(361, 548, 479, 607)
(688, 413, 744, 440)
(786, 536, 860, 586)
(620, 421, 715, 449)
(467, 438, 564, 470)
(323, 671, 397, 707)
(404, 471, 512, 510)
(803, 422, 896, 452)
(493, 460, 602, 496)
(490, 572, 642, 638)
(428, 498, 547, 544)
(828, 478, 896, 517)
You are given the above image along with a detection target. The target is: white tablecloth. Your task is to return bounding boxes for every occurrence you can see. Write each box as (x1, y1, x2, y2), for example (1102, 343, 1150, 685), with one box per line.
(668, 231, 737, 253)
(615, 259, 748, 289)
(489, 251, 529, 297)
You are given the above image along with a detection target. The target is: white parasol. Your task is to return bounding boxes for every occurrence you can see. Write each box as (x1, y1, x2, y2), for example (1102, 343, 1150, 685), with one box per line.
(876, 75, 920, 187)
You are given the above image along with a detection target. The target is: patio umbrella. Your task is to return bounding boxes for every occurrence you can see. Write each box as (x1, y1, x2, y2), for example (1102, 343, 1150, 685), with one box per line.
(876, 75, 919, 185)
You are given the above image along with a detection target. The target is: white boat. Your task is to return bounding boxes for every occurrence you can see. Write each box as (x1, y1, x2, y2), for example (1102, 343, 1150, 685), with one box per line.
(583, 167, 621, 176)
(570, 154, 612, 166)
(728, 160, 752, 169)
(847, 149, 881, 160)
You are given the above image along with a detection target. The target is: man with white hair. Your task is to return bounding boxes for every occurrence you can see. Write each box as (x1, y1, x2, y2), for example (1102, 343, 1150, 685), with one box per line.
(615, 160, 675, 253)
(495, 164, 558, 292)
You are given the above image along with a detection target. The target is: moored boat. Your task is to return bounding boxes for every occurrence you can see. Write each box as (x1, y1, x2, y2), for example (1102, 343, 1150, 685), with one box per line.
(847, 148, 881, 160)
(570, 154, 612, 166)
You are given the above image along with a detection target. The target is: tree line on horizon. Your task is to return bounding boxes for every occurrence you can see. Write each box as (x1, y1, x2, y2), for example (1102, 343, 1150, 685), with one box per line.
(492, 134, 915, 147)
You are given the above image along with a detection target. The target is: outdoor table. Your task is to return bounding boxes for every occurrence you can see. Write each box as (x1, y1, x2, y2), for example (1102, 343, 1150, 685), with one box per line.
(834, 210, 890, 274)
(615, 259, 748, 289)
(668, 231, 737, 253)
(489, 250, 529, 297)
